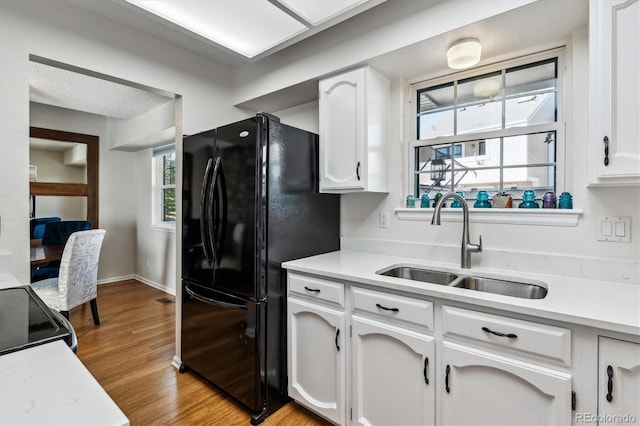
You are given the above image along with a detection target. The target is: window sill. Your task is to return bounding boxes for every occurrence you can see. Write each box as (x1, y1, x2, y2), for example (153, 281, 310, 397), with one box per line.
(151, 223, 176, 233)
(395, 207, 582, 227)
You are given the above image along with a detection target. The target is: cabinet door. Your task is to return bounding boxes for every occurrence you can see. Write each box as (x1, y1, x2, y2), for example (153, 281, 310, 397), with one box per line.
(352, 315, 435, 426)
(288, 297, 346, 425)
(319, 68, 365, 191)
(598, 337, 640, 425)
(441, 341, 571, 426)
(589, 0, 640, 183)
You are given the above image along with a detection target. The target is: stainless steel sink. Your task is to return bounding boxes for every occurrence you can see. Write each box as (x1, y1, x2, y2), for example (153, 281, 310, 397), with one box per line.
(377, 266, 458, 285)
(452, 276, 548, 299)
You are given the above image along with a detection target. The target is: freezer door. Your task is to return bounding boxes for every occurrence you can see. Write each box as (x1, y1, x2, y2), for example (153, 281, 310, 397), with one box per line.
(211, 118, 262, 300)
(181, 282, 264, 412)
(182, 130, 215, 287)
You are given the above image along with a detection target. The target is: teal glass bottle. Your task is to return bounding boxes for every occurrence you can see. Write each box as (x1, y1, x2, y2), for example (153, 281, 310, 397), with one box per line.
(473, 190, 491, 208)
(406, 194, 415, 208)
(558, 192, 573, 209)
(518, 190, 539, 208)
(432, 193, 444, 207)
(450, 191, 465, 208)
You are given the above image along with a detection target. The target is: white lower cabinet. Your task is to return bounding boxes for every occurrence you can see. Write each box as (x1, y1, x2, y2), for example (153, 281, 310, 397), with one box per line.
(441, 341, 572, 425)
(288, 297, 346, 425)
(351, 315, 435, 426)
(597, 337, 640, 425)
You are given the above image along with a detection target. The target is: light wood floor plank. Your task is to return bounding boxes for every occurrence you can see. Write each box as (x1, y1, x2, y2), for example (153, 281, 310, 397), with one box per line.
(70, 279, 330, 425)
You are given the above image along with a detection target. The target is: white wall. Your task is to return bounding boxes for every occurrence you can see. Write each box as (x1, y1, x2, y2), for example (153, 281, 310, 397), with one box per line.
(30, 103, 137, 282)
(0, 0, 246, 284)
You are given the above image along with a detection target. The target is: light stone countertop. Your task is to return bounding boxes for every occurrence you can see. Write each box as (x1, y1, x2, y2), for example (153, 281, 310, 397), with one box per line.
(282, 250, 640, 336)
(0, 340, 129, 426)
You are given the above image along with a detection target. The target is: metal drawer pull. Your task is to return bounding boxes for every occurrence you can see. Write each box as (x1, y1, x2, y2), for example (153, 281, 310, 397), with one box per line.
(356, 161, 361, 180)
(423, 357, 429, 385)
(376, 303, 399, 312)
(335, 328, 340, 351)
(482, 326, 518, 339)
(604, 136, 609, 166)
(304, 286, 321, 293)
(445, 365, 451, 393)
(606, 365, 613, 402)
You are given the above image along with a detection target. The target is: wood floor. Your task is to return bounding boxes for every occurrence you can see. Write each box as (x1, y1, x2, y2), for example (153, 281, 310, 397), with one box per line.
(70, 279, 330, 426)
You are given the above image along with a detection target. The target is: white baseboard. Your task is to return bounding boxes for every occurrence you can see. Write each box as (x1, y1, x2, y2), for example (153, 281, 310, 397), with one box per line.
(171, 355, 182, 371)
(134, 274, 176, 296)
(97, 274, 134, 285)
(96, 274, 175, 296)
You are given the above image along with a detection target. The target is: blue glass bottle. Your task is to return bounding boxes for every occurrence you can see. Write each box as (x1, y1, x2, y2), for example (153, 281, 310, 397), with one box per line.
(450, 191, 465, 208)
(420, 193, 430, 208)
(518, 190, 539, 208)
(406, 194, 415, 208)
(474, 190, 491, 208)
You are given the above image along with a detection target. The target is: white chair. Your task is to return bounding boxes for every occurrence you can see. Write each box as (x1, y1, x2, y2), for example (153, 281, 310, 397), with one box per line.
(31, 229, 106, 325)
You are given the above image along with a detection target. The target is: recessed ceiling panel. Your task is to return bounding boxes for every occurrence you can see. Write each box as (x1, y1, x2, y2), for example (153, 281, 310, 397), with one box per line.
(125, 0, 308, 58)
(279, 0, 367, 25)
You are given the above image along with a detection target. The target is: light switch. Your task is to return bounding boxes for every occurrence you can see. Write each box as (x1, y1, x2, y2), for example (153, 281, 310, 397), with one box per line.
(597, 216, 631, 242)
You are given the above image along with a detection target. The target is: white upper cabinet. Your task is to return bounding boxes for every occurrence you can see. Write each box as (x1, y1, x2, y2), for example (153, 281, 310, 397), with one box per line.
(318, 66, 389, 193)
(588, 0, 640, 185)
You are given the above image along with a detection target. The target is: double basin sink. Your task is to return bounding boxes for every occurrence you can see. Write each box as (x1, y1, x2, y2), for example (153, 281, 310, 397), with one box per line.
(377, 266, 547, 299)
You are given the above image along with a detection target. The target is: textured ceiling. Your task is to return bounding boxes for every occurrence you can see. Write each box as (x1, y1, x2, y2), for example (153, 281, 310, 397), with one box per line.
(29, 61, 174, 120)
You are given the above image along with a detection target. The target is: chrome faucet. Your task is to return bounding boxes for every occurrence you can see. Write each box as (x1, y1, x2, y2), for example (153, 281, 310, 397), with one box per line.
(431, 192, 482, 269)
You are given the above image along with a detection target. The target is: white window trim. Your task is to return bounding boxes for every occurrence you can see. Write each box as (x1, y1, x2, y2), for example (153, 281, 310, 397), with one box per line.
(152, 146, 176, 232)
(402, 47, 579, 227)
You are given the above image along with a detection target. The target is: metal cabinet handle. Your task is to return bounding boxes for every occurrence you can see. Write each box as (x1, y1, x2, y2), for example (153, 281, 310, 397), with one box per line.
(356, 161, 361, 180)
(304, 286, 321, 293)
(482, 326, 518, 339)
(606, 365, 613, 402)
(445, 365, 451, 393)
(604, 136, 609, 166)
(423, 357, 429, 385)
(376, 303, 399, 312)
(335, 328, 340, 351)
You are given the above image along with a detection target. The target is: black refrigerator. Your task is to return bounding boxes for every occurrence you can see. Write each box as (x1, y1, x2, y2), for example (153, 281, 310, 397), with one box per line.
(180, 113, 340, 424)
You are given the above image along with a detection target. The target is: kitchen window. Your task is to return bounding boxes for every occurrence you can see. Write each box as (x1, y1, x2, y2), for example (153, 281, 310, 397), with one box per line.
(153, 145, 176, 229)
(409, 51, 564, 203)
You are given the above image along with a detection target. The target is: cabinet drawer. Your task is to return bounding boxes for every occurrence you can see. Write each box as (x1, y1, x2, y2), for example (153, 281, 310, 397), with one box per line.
(288, 273, 344, 307)
(352, 287, 433, 331)
(442, 306, 571, 365)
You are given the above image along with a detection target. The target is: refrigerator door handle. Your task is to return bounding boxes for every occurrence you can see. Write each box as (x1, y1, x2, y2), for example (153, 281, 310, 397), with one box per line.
(185, 284, 247, 310)
(199, 157, 214, 265)
(208, 157, 227, 267)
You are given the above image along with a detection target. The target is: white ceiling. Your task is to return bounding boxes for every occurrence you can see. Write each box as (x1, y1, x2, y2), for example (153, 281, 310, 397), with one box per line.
(29, 60, 174, 120)
(30, 0, 588, 121)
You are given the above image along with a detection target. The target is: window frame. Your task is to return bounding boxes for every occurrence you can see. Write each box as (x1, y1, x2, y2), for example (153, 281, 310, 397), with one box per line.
(407, 48, 567, 203)
(152, 145, 176, 231)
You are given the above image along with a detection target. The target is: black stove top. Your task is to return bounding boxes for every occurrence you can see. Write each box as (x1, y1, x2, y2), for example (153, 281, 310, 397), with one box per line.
(0, 285, 76, 355)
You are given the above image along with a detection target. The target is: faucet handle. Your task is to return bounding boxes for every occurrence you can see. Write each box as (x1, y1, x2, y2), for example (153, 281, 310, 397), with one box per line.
(478, 235, 483, 253)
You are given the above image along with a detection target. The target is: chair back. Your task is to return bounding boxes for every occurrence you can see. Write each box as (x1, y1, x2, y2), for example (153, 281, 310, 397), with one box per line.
(30, 217, 61, 239)
(42, 220, 91, 246)
(57, 229, 106, 311)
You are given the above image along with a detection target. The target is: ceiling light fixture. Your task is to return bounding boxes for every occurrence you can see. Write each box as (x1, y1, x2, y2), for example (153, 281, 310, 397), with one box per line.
(447, 38, 481, 70)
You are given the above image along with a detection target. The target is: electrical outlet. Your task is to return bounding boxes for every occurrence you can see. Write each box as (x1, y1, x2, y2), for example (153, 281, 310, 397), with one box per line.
(379, 211, 390, 229)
